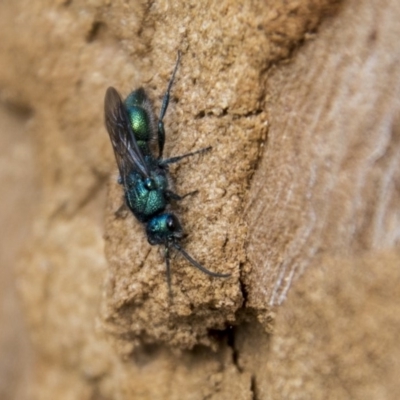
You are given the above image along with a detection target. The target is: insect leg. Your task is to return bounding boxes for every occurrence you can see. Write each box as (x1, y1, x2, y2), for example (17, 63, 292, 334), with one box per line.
(173, 242, 231, 278)
(158, 51, 181, 159)
(160, 146, 212, 166)
(166, 189, 199, 201)
(165, 244, 173, 301)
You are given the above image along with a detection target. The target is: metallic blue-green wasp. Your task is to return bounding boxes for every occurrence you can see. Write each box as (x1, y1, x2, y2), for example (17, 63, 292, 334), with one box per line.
(104, 53, 230, 296)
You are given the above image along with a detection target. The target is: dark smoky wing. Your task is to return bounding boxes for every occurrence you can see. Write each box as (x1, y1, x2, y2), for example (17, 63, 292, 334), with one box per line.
(104, 87, 150, 180)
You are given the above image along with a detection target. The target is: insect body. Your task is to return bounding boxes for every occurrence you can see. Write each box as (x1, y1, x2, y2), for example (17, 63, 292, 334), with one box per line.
(104, 53, 230, 296)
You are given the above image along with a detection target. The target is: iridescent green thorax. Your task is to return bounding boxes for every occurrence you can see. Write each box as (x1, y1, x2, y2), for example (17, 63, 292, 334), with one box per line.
(124, 170, 169, 222)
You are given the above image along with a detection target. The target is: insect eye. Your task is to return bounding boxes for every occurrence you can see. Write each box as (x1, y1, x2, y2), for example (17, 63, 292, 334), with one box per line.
(166, 215, 177, 231)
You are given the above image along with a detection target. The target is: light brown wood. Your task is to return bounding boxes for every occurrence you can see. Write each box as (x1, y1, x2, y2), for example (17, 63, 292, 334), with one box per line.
(1, 0, 399, 398)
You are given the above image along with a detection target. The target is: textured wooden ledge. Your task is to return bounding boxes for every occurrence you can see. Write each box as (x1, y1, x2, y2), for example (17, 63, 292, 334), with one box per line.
(1, 0, 399, 399)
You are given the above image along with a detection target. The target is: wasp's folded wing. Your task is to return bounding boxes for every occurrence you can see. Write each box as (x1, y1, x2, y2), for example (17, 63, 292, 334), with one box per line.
(104, 87, 150, 180)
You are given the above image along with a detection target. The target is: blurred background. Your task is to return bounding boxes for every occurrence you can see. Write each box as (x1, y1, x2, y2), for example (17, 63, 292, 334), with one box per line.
(0, 104, 36, 399)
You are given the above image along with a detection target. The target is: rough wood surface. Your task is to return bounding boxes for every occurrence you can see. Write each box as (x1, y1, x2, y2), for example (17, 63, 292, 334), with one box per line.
(245, 0, 400, 309)
(1, 0, 399, 399)
(242, 1, 400, 398)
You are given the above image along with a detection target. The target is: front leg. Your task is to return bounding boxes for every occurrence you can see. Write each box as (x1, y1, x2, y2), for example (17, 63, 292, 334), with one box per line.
(160, 146, 212, 167)
(164, 244, 173, 301)
(165, 189, 198, 201)
(157, 52, 181, 159)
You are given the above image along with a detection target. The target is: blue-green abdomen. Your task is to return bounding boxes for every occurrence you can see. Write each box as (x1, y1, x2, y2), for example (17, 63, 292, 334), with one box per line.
(126, 105, 151, 142)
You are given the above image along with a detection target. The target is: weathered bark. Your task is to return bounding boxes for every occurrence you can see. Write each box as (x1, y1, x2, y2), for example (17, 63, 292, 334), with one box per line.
(0, 0, 399, 399)
(242, 1, 400, 397)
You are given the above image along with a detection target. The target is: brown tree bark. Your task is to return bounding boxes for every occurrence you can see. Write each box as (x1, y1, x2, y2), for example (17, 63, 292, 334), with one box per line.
(0, 0, 399, 399)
